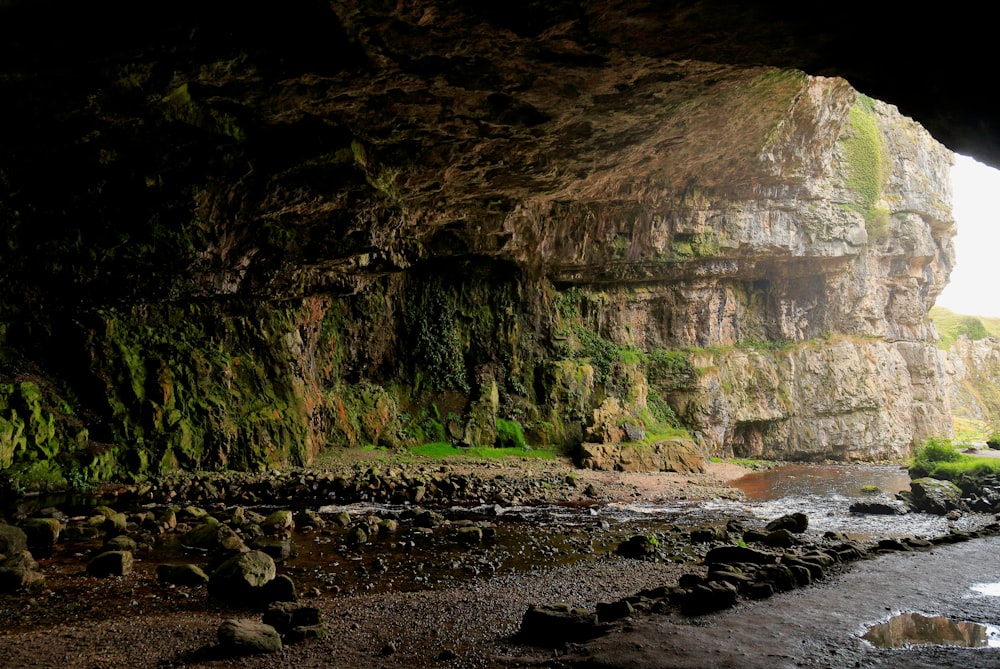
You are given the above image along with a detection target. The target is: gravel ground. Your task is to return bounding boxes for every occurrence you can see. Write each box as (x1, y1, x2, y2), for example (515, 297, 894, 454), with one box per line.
(0, 557, 697, 669)
(0, 457, 744, 669)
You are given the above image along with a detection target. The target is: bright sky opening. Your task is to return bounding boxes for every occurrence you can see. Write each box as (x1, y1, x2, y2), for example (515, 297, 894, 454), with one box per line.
(934, 154, 1000, 318)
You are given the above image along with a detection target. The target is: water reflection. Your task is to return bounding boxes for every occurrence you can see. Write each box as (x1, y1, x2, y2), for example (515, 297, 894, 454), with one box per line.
(863, 612, 1000, 648)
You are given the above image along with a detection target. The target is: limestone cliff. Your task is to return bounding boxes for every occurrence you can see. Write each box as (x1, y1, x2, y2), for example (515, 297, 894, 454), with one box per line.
(945, 336, 1000, 437)
(0, 2, 957, 488)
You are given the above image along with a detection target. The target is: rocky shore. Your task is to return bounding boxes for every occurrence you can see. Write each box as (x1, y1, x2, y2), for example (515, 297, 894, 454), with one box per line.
(2, 454, 999, 668)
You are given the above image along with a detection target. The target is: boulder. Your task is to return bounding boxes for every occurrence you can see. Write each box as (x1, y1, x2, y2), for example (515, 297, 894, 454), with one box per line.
(760, 529, 797, 548)
(183, 520, 248, 556)
(764, 512, 809, 534)
(689, 526, 728, 543)
(519, 603, 601, 646)
(0, 550, 44, 591)
(455, 526, 484, 544)
(849, 500, 908, 515)
(595, 599, 634, 623)
(104, 535, 137, 552)
(87, 551, 133, 577)
(682, 580, 739, 615)
(294, 509, 326, 530)
(0, 524, 28, 555)
(263, 601, 323, 633)
(217, 619, 282, 655)
(616, 534, 658, 558)
(263, 574, 298, 604)
(261, 510, 295, 535)
(906, 478, 965, 515)
(250, 536, 292, 561)
(22, 518, 62, 547)
(209, 550, 276, 605)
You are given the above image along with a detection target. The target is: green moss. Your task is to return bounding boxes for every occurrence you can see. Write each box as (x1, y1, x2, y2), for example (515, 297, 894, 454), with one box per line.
(842, 95, 892, 238)
(0, 379, 96, 494)
(495, 418, 528, 449)
(84, 302, 314, 475)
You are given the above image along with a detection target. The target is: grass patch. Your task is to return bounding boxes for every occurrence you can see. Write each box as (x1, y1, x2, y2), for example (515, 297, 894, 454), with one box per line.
(909, 436, 1000, 479)
(914, 457, 1000, 480)
(408, 442, 558, 460)
(929, 305, 1000, 349)
(709, 456, 770, 470)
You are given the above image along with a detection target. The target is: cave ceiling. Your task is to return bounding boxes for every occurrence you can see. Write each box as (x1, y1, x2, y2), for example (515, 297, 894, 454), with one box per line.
(0, 0, 994, 305)
(1, 0, 993, 168)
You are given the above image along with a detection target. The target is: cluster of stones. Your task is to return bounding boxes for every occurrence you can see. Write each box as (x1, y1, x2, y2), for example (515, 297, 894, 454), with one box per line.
(0, 501, 346, 657)
(0, 522, 46, 591)
(217, 601, 328, 656)
(848, 473, 1000, 517)
(519, 511, 1000, 646)
(128, 464, 577, 509)
(0, 491, 498, 607)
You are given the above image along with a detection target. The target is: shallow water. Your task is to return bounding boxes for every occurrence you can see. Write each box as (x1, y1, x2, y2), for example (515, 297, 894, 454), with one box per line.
(731, 463, 912, 500)
(863, 611, 1000, 649)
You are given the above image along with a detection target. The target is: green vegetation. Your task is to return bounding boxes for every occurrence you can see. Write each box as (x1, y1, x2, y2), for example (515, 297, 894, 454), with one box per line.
(161, 83, 246, 141)
(929, 305, 1000, 350)
(495, 418, 528, 450)
(710, 456, 770, 470)
(407, 442, 557, 460)
(909, 436, 1000, 479)
(0, 379, 102, 495)
(738, 337, 793, 352)
(842, 94, 892, 242)
(409, 285, 470, 394)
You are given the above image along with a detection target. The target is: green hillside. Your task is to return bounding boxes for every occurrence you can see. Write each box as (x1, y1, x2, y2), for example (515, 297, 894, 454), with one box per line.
(930, 306, 1000, 349)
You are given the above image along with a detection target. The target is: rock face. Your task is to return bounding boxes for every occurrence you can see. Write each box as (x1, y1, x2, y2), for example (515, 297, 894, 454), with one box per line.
(945, 335, 1000, 432)
(0, 2, 957, 483)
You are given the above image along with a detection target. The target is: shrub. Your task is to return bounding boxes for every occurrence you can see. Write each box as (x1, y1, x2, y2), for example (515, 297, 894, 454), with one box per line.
(913, 437, 961, 464)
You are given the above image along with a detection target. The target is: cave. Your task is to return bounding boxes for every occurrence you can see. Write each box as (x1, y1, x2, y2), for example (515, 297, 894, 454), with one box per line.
(3, 2, 1000, 667)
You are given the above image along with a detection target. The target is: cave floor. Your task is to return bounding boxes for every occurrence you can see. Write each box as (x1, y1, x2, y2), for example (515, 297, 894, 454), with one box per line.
(2, 458, 999, 668)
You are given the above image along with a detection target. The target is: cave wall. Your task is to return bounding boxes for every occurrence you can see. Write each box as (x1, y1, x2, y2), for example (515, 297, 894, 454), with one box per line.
(0, 1, 960, 488)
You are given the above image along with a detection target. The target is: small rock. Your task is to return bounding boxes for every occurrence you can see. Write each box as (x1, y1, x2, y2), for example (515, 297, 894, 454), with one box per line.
(87, 551, 133, 577)
(764, 512, 808, 534)
(616, 534, 657, 558)
(455, 526, 483, 544)
(217, 619, 282, 655)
